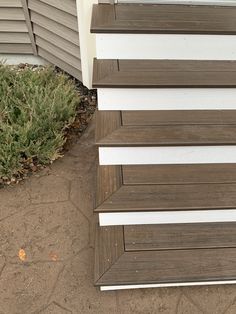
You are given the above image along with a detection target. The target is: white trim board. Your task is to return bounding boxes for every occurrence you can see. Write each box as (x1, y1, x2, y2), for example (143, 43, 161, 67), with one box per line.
(96, 34, 236, 60)
(99, 146, 236, 165)
(97, 88, 236, 111)
(101, 280, 236, 291)
(76, 0, 97, 88)
(99, 209, 236, 226)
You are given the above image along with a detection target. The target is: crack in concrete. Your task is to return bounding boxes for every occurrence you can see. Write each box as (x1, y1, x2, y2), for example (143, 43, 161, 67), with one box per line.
(183, 293, 206, 314)
(53, 301, 73, 313)
(46, 264, 65, 305)
(0, 263, 6, 281)
(175, 292, 183, 314)
(33, 301, 73, 314)
(222, 294, 236, 314)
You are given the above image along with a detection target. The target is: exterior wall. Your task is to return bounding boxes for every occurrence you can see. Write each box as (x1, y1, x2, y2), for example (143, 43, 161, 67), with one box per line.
(0, 0, 84, 83)
(29, 0, 82, 81)
(0, 0, 35, 54)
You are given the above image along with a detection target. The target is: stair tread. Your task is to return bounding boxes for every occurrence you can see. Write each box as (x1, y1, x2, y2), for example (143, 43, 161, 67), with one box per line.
(96, 111, 236, 146)
(124, 223, 236, 251)
(95, 224, 236, 286)
(93, 59, 236, 88)
(122, 110, 236, 126)
(96, 165, 236, 213)
(91, 4, 236, 35)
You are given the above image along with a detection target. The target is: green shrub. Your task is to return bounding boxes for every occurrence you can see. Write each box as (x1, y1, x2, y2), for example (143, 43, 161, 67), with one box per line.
(0, 64, 80, 179)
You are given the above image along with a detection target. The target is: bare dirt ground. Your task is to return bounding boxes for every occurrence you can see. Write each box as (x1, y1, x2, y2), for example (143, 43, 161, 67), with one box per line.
(1, 120, 236, 314)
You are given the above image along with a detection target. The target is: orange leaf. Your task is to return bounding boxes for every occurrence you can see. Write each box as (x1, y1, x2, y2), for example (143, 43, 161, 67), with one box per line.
(18, 249, 26, 261)
(49, 252, 58, 261)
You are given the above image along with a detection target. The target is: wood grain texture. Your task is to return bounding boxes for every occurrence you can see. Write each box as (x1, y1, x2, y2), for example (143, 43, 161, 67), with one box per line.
(91, 3, 115, 33)
(96, 110, 236, 146)
(122, 110, 236, 126)
(96, 182, 236, 212)
(96, 124, 236, 146)
(95, 224, 236, 286)
(99, 248, 236, 286)
(95, 225, 124, 283)
(95, 110, 122, 144)
(93, 59, 236, 88)
(124, 223, 236, 251)
(91, 4, 236, 34)
(96, 163, 236, 213)
(96, 165, 122, 207)
(93, 59, 118, 86)
(123, 164, 236, 185)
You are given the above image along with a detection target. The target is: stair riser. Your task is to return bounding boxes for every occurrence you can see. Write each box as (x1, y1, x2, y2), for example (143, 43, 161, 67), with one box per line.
(99, 146, 236, 165)
(101, 280, 236, 291)
(99, 209, 236, 226)
(98, 89, 236, 110)
(96, 34, 236, 60)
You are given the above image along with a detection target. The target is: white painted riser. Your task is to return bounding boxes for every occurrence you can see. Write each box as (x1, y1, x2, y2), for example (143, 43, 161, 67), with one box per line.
(98, 89, 236, 111)
(99, 209, 236, 227)
(96, 34, 236, 60)
(101, 280, 236, 291)
(99, 146, 236, 165)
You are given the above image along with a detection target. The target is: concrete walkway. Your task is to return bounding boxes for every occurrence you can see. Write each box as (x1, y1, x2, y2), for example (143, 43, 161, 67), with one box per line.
(1, 120, 236, 314)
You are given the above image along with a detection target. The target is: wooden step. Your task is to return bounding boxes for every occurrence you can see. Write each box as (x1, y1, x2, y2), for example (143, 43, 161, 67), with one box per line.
(91, 4, 236, 60)
(91, 4, 236, 35)
(96, 164, 236, 226)
(95, 223, 236, 290)
(96, 110, 236, 146)
(93, 59, 236, 88)
(96, 111, 236, 165)
(94, 59, 236, 110)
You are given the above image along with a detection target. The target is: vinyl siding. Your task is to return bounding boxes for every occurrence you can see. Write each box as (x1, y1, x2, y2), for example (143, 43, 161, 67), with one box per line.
(0, 0, 82, 81)
(0, 0, 33, 54)
(29, 0, 82, 80)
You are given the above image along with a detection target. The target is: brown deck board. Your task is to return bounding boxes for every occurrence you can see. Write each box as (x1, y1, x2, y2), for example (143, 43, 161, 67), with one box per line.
(124, 223, 236, 251)
(96, 124, 236, 146)
(95, 224, 236, 286)
(123, 164, 236, 185)
(93, 59, 236, 88)
(94, 225, 124, 283)
(96, 164, 122, 207)
(96, 111, 236, 146)
(122, 110, 236, 126)
(96, 164, 236, 213)
(99, 248, 236, 286)
(96, 183, 236, 213)
(91, 4, 236, 35)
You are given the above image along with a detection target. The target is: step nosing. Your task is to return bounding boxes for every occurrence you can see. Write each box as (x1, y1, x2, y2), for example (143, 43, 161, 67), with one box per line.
(92, 4, 236, 35)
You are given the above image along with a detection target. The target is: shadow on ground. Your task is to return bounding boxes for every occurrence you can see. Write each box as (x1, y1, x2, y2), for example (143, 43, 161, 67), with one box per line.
(1, 120, 236, 314)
